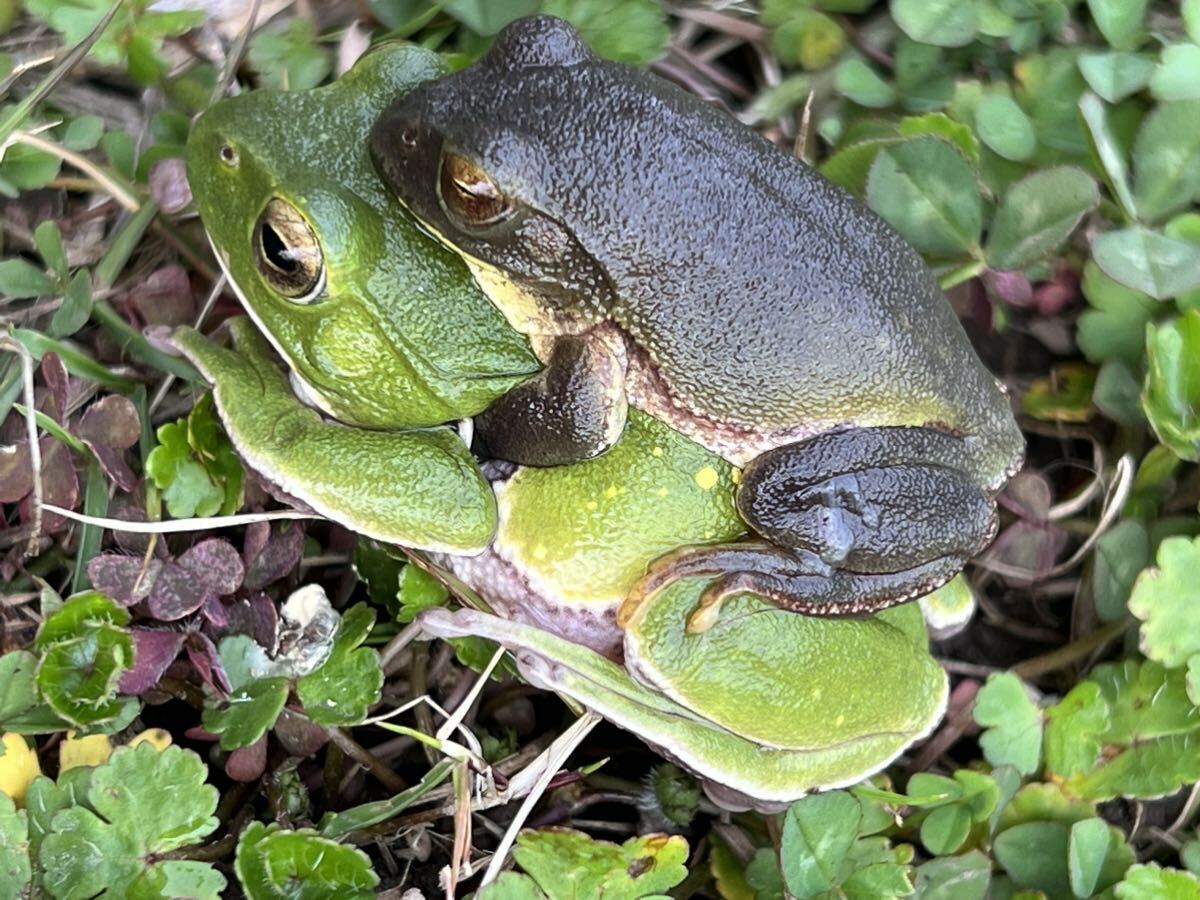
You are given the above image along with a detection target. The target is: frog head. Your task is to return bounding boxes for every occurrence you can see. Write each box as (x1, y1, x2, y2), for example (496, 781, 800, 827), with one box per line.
(185, 43, 540, 430)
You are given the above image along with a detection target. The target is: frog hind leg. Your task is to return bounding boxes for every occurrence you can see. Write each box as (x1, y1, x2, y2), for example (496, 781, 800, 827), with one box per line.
(474, 333, 628, 467)
(623, 426, 997, 628)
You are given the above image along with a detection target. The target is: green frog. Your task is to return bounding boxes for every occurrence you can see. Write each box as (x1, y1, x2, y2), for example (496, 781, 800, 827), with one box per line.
(179, 42, 948, 806)
(370, 16, 1024, 627)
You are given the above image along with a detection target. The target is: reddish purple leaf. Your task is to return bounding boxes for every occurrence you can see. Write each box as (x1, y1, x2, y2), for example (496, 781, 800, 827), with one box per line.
(186, 631, 229, 694)
(275, 708, 329, 756)
(39, 353, 68, 423)
(0, 441, 34, 502)
(215, 593, 279, 649)
(203, 593, 229, 627)
(243, 523, 304, 590)
(119, 629, 185, 693)
(21, 439, 79, 531)
(81, 441, 137, 492)
(88, 554, 163, 606)
(225, 735, 267, 782)
(76, 395, 140, 449)
(146, 561, 210, 620)
(149, 158, 192, 214)
(179, 537, 245, 596)
(983, 269, 1033, 309)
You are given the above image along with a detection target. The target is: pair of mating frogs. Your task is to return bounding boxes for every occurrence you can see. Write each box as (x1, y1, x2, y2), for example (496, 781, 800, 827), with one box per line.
(179, 17, 1023, 806)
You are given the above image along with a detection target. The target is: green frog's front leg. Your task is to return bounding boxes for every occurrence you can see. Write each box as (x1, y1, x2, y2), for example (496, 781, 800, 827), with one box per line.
(173, 318, 497, 553)
(626, 426, 997, 629)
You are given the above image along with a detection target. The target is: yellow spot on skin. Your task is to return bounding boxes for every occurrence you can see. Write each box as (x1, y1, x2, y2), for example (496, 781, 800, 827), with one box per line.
(694, 467, 719, 490)
(731, 468, 742, 485)
(605, 485, 619, 498)
(704, 529, 714, 539)
(835, 714, 846, 727)
(812, 688, 823, 701)
(586, 500, 599, 511)
(532, 545, 548, 560)
(656, 487, 669, 497)
(652, 446, 664, 457)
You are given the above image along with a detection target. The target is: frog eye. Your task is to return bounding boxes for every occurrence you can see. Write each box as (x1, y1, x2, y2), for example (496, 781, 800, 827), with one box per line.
(253, 199, 325, 302)
(439, 152, 515, 228)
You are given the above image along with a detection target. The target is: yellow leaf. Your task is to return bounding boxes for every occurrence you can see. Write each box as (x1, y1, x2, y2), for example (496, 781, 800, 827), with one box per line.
(129, 728, 173, 751)
(59, 732, 112, 772)
(0, 732, 42, 806)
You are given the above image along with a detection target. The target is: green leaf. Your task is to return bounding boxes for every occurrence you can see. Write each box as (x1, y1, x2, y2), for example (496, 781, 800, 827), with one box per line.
(39, 744, 222, 899)
(235, 822, 378, 899)
(1132, 100, 1200, 223)
(1065, 661, 1200, 800)
(1093, 360, 1145, 428)
(33, 220, 67, 279)
(539, 0, 668, 64)
(246, 18, 332, 91)
(202, 677, 288, 750)
(1145, 312, 1200, 460)
(0, 650, 39, 722)
(819, 137, 902, 195)
(898, 113, 980, 165)
(1086, 0, 1147, 50)
(1078, 51, 1155, 102)
(34, 593, 133, 728)
(438, 0, 540, 34)
(0, 793, 30, 897)
(994, 822, 1071, 896)
(1150, 45, 1200, 102)
(835, 58, 895, 108)
(1079, 92, 1136, 221)
(395, 563, 450, 623)
(1128, 535, 1200, 664)
(975, 94, 1035, 161)
(0, 258, 55, 298)
(780, 792, 861, 897)
(49, 270, 92, 339)
(1069, 818, 1116, 897)
(891, 0, 979, 48)
(145, 395, 243, 519)
(985, 166, 1098, 269)
(866, 137, 982, 257)
(1093, 227, 1200, 300)
(1077, 261, 1159, 365)
(62, 115, 104, 152)
(1116, 864, 1200, 899)
(505, 828, 689, 899)
(296, 604, 382, 726)
(1188, 0, 1200, 44)
(920, 804, 972, 855)
(770, 11, 845, 71)
(914, 851, 991, 899)
(973, 673, 1042, 775)
(1044, 681, 1109, 779)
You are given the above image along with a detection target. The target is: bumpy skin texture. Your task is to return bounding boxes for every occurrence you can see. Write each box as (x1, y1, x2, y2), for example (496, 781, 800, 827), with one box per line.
(371, 16, 1024, 616)
(371, 17, 1023, 486)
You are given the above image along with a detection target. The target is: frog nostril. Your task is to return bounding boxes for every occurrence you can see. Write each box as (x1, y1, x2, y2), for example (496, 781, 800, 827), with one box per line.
(400, 127, 418, 148)
(218, 144, 238, 166)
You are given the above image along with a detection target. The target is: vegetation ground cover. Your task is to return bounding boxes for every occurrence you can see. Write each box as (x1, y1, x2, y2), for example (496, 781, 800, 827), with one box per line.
(3, 0, 1200, 897)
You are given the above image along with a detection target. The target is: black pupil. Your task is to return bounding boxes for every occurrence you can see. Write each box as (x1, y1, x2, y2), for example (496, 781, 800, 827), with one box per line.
(261, 223, 297, 273)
